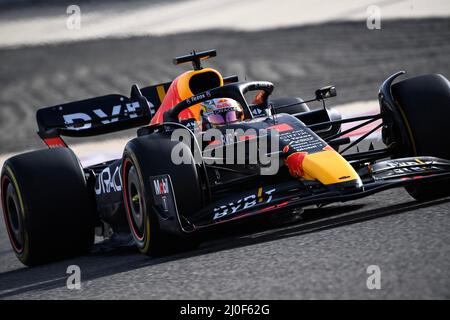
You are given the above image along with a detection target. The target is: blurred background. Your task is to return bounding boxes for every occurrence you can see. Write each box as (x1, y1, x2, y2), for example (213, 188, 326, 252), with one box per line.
(0, 0, 449, 161)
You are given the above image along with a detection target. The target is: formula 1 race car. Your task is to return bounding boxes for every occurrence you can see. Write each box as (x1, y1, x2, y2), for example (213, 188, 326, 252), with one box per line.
(2, 49, 450, 265)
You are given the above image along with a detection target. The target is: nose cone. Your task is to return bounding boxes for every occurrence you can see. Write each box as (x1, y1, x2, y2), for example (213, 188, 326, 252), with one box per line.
(326, 178, 364, 194)
(301, 149, 362, 189)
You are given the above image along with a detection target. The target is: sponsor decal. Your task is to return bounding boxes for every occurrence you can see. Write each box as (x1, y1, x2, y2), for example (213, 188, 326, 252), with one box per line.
(385, 160, 434, 174)
(370, 158, 442, 181)
(161, 196, 169, 211)
(180, 118, 199, 132)
(149, 175, 178, 219)
(63, 101, 155, 130)
(252, 107, 263, 116)
(95, 165, 122, 195)
(185, 91, 211, 105)
(213, 188, 276, 220)
(153, 177, 169, 195)
(280, 128, 327, 154)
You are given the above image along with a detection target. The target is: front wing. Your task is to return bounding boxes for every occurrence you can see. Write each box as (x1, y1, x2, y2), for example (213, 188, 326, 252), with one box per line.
(152, 156, 450, 233)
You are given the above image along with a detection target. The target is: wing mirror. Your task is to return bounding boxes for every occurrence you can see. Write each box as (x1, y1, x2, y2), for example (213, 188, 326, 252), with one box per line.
(315, 86, 337, 100)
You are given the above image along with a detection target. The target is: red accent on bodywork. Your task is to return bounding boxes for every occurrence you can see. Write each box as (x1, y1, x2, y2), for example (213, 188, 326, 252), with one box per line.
(252, 91, 265, 105)
(202, 200, 292, 228)
(401, 175, 427, 181)
(267, 123, 293, 132)
(257, 201, 290, 213)
(44, 137, 67, 148)
(208, 139, 222, 146)
(192, 198, 294, 231)
(150, 77, 200, 125)
(238, 134, 257, 141)
(285, 152, 308, 177)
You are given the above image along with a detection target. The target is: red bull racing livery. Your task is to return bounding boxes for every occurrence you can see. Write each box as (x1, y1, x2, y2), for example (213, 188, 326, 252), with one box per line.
(2, 49, 450, 265)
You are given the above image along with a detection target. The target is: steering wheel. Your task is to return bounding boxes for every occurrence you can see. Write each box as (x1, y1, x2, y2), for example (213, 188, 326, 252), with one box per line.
(163, 81, 274, 123)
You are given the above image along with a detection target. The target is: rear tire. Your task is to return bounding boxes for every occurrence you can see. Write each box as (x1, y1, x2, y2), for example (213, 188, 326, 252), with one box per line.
(122, 135, 202, 256)
(1, 148, 95, 266)
(391, 74, 450, 201)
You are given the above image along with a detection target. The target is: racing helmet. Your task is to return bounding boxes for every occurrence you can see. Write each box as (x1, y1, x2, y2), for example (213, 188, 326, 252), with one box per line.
(201, 98, 243, 127)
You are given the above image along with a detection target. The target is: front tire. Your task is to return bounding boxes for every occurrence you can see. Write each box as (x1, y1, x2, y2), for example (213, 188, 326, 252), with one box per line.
(391, 73, 450, 201)
(122, 136, 202, 256)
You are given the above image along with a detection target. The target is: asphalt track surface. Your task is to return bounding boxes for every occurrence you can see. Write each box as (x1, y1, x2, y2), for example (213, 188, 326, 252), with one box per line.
(0, 18, 450, 299)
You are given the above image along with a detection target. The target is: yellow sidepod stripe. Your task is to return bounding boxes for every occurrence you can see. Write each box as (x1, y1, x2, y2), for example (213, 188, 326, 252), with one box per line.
(156, 85, 166, 103)
(302, 149, 360, 185)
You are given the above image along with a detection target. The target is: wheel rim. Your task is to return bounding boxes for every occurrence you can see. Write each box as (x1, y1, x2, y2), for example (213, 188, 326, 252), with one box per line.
(126, 164, 145, 241)
(1, 176, 24, 253)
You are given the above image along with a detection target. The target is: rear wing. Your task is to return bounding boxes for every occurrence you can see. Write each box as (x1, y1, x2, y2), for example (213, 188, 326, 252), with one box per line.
(36, 76, 238, 147)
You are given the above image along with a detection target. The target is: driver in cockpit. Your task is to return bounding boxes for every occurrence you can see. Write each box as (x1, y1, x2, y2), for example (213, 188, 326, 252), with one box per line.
(200, 98, 244, 130)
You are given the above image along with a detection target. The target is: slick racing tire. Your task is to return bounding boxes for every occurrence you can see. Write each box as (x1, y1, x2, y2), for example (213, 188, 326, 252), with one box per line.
(1, 148, 95, 266)
(122, 136, 202, 256)
(391, 74, 450, 201)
